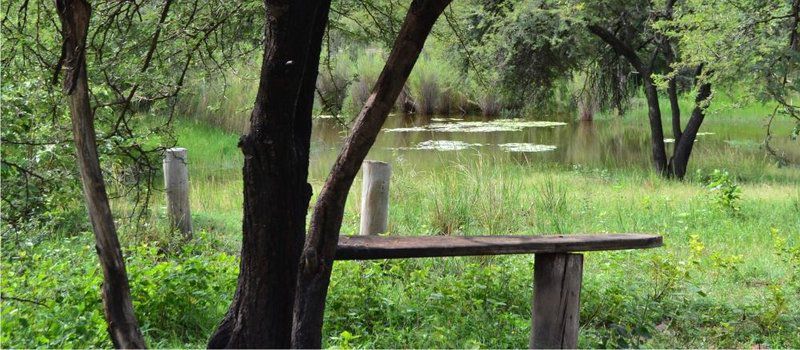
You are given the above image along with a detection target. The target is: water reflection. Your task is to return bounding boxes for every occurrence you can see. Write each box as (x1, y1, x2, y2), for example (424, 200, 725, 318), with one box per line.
(308, 114, 799, 178)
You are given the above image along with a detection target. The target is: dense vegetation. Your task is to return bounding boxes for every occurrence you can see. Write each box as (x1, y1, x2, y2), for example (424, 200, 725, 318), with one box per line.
(2, 0, 798, 348)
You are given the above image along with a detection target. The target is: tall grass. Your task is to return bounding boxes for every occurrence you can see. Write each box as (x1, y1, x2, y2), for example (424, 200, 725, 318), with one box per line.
(408, 56, 461, 115)
(316, 52, 352, 117)
(343, 49, 385, 116)
(8, 116, 797, 348)
(175, 48, 519, 126)
(175, 64, 257, 133)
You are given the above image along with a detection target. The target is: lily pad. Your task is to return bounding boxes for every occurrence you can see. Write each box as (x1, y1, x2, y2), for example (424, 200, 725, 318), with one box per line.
(384, 120, 566, 133)
(498, 143, 557, 153)
(493, 120, 568, 128)
(393, 140, 483, 151)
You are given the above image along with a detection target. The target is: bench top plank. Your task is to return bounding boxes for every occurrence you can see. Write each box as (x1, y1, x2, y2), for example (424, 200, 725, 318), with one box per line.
(335, 234, 662, 260)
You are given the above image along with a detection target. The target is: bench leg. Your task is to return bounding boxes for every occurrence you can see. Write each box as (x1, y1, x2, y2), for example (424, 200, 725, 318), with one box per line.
(530, 253, 583, 349)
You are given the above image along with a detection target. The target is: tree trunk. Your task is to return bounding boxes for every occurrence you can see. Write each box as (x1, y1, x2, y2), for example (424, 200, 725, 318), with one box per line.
(642, 81, 669, 176)
(207, 0, 330, 348)
(55, 0, 146, 348)
(669, 81, 712, 179)
(291, 0, 452, 347)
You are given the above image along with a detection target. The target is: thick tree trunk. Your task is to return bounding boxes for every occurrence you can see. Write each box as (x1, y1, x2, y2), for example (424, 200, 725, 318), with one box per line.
(668, 81, 712, 179)
(587, 25, 668, 176)
(642, 82, 669, 175)
(55, 0, 146, 348)
(207, 0, 330, 348)
(291, 0, 452, 347)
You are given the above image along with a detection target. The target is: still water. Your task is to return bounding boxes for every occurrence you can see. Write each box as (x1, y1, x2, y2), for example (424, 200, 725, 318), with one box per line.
(308, 112, 798, 178)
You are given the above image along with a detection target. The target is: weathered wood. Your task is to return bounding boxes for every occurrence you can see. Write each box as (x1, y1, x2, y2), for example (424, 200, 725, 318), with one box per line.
(359, 161, 391, 235)
(531, 253, 583, 349)
(163, 148, 192, 238)
(334, 234, 662, 260)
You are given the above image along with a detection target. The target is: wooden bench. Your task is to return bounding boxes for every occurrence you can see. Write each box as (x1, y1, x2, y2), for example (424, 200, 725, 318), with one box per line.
(335, 233, 662, 349)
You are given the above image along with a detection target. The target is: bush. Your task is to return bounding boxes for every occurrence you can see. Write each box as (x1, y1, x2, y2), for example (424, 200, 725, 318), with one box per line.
(409, 55, 463, 116)
(0, 232, 237, 348)
(698, 169, 742, 215)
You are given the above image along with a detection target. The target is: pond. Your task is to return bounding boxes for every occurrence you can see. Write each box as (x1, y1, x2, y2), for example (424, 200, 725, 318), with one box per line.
(308, 112, 799, 180)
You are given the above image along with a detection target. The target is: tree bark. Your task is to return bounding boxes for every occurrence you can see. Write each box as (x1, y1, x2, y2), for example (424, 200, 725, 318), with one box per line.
(663, 46, 681, 149)
(55, 0, 146, 348)
(667, 79, 681, 144)
(669, 78, 712, 179)
(291, 0, 452, 347)
(642, 82, 669, 175)
(207, 0, 330, 348)
(587, 25, 668, 176)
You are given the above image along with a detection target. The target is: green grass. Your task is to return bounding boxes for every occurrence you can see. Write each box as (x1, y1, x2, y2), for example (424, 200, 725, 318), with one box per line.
(2, 113, 799, 348)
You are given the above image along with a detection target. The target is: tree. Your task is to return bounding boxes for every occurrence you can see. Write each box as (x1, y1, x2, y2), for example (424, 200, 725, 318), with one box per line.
(583, 0, 712, 179)
(665, 0, 800, 166)
(206, 0, 332, 346)
(208, 0, 452, 346)
(293, 0, 452, 346)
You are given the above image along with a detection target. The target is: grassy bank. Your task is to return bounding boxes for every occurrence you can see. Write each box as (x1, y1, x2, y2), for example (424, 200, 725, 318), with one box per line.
(3, 115, 798, 348)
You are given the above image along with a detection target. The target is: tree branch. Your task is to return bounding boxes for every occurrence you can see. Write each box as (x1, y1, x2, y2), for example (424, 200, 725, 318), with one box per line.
(587, 24, 648, 77)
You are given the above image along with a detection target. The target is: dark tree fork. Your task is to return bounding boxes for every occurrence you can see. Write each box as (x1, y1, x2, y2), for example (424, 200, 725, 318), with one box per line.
(209, 0, 452, 348)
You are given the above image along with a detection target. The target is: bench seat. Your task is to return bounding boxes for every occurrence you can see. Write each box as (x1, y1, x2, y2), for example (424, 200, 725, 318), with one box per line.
(335, 233, 662, 260)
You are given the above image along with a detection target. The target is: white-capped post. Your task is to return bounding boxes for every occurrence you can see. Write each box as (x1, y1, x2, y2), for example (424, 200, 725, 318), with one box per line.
(359, 160, 391, 235)
(163, 147, 192, 239)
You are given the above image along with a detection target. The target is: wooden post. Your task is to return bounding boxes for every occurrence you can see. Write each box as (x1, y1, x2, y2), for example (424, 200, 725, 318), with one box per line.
(163, 147, 192, 238)
(531, 253, 583, 349)
(359, 160, 391, 235)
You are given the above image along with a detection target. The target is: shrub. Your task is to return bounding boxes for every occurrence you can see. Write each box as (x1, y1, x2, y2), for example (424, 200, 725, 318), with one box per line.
(409, 55, 463, 116)
(410, 67, 442, 115)
(698, 169, 742, 215)
(0, 232, 237, 348)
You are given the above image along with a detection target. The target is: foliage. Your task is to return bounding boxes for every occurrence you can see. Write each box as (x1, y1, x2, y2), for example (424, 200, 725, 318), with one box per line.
(698, 169, 742, 215)
(1, 0, 261, 237)
(3, 0, 800, 348)
(1, 72, 86, 238)
(317, 51, 355, 118)
(0, 232, 237, 348)
(662, 0, 800, 164)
